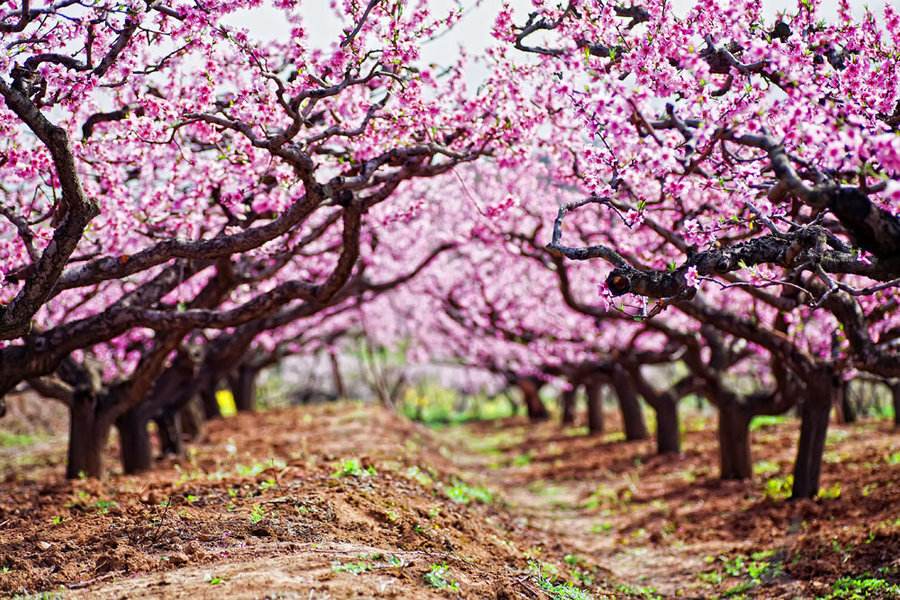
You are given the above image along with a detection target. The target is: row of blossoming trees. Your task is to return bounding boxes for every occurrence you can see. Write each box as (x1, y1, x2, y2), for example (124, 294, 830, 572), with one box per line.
(1, 0, 898, 500)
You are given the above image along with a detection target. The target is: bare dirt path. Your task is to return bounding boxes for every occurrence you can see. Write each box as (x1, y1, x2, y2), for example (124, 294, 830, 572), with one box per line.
(441, 414, 900, 599)
(1, 402, 898, 599)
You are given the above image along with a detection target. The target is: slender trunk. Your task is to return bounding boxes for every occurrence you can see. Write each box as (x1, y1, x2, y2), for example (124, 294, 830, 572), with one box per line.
(838, 381, 857, 424)
(586, 382, 604, 435)
(179, 399, 204, 441)
(717, 395, 753, 480)
(329, 350, 346, 399)
(231, 365, 258, 413)
(654, 393, 680, 454)
(66, 390, 110, 479)
(116, 407, 153, 475)
(519, 379, 549, 422)
(611, 366, 649, 441)
(155, 410, 184, 457)
(891, 381, 900, 429)
(200, 384, 221, 420)
(791, 378, 836, 499)
(560, 386, 576, 426)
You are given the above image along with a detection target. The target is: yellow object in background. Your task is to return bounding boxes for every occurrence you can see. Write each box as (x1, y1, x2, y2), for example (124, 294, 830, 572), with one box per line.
(216, 389, 237, 417)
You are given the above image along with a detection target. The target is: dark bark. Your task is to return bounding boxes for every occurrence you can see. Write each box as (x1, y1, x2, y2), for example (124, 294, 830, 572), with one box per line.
(611, 366, 649, 441)
(155, 410, 184, 457)
(560, 385, 577, 425)
(717, 395, 753, 480)
(838, 381, 857, 424)
(791, 376, 837, 499)
(200, 383, 222, 420)
(890, 381, 900, 429)
(586, 382, 604, 434)
(518, 378, 549, 421)
(654, 393, 680, 454)
(230, 364, 258, 413)
(116, 407, 153, 475)
(66, 389, 110, 479)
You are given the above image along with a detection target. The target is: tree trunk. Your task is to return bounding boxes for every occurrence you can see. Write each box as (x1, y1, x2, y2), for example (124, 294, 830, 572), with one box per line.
(231, 365, 258, 413)
(200, 383, 221, 420)
(116, 407, 153, 475)
(179, 399, 204, 441)
(717, 396, 753, 480)
(891, 381, 900, 429)
(791, 378, 836, 500)
(560, 386, 577, 426)
(586, 382, 604, 435)
(611, 366, 649, 441)
(654, 393, 680, 454)
(838, 381, 857, 424)
(519, 379, 549, 421)
(329, 350, 346, 399)
(66, 390, 110, 479)
(155, 410, 184, 457)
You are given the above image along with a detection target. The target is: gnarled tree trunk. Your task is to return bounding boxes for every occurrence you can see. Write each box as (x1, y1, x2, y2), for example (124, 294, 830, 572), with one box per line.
(890, 381, 900, 429)
(653, 393, 680, 455)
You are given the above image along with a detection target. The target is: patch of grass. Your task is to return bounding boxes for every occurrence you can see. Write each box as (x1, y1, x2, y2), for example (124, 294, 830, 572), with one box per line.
(818, 483, 842, 500)
(749, 415, 787, 431)
(763, 475, 793, 501)
(404, 465, 434, 486)
(94, 499, 117, 514)
(530, 561, 591, 600)
(424, 563, 459, 592)
(590, 521, 613, 534)
(249, 504, 265, 524)
(0, 431, 37, 447)
(331, 560, 372, 575)
(886, 452, 900, 466)
(753, 460, 780, 475)
(819, 575, 900, 599)
(332, 458, 377, 478)
(615, 582, 661, 599)
(444, 480, 492, 504)
(512, 452, 533, 467)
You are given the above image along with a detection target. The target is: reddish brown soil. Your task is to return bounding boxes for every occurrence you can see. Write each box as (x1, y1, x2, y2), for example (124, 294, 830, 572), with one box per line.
(0, 400, 898, 599)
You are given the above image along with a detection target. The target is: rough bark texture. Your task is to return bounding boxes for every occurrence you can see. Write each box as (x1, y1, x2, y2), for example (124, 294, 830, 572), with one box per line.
(611, 366, 650, 441)
(586, 382, 605, 434)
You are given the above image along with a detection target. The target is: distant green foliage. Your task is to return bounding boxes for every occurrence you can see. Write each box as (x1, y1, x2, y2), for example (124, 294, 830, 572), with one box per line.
(401, 383, 516, 426)
(424, 563, 459, 591)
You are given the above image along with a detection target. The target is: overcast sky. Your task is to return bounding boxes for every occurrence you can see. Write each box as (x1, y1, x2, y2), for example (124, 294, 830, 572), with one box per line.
(227, 0, 891, 71)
